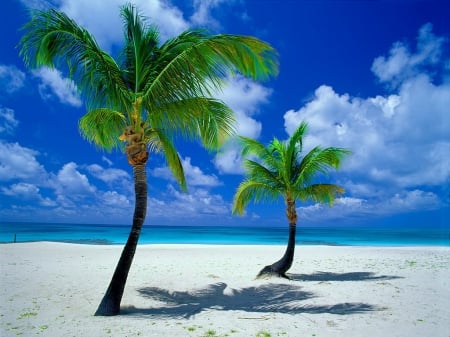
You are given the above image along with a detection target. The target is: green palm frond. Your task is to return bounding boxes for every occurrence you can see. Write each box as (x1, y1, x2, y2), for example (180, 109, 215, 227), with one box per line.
(243, 160, 283, 188)
(232, 180, 282, 215)
(233, 120, 351, 217)
(239, 136, 279, 172)
(120, 4, 159, 93)
(142, 32, 278, 105)
(19, 8, 129, 111)
(146, 97, 236, 151)
(295, 146, 351, 187)
(145, 128, 187, 191)
(295, 184, 345, 205)
(287, 121, 308, 153)
(78, 108, 127, 150)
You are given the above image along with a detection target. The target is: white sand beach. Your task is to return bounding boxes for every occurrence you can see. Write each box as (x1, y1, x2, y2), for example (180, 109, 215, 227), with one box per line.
(1, 242, 449, 337)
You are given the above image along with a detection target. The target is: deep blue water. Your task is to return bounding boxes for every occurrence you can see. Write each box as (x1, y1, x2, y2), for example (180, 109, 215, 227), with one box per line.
(1, 222, 449, 246)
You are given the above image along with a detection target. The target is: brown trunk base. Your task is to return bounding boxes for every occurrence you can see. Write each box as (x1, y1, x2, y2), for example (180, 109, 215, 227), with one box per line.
(256, 265, 291, 280)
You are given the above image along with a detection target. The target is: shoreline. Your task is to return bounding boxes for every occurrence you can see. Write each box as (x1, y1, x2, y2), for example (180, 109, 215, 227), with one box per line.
(2, 240, 450, 247)
(1, 242, 450, 336)
(2, 222, 449, 247)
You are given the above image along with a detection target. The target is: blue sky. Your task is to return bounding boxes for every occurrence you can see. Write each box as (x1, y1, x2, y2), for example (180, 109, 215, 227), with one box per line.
(1, 0, 449, 228)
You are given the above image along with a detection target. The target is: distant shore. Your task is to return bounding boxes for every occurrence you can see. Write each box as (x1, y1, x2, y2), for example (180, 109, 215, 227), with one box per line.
(1, 242, 450, 336)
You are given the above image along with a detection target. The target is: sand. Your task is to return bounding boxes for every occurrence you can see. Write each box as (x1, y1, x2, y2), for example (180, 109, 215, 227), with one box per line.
(1, 242, 449, 337)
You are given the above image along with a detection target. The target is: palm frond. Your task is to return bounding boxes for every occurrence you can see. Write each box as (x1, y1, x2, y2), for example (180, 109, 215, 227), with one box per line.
(19, 8, 129, 111)
(78, 108, 127, 150)
(296, 146, 351, 187)
(243, 160, 283, 188)
(232, 120, 351, 217)
(239, 136, 280, 172)
(142, 32, 278, 106)
(232, 180, 282, 215)
(120, 4, 160, 93)
(146, 128, 187, 191)
(295, 184, 345, 205)
(146, 97, 236, 151)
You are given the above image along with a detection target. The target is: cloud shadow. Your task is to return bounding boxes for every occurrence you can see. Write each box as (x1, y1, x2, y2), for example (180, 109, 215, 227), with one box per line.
(122, 282, 378, 318)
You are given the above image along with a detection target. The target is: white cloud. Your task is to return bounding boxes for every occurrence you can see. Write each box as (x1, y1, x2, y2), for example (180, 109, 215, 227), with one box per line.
(0, 108, 19, 135)
(0, 142, 47, 182)
(213, 75, 273, 174)
(86, 164, 130, 183)
(101, 190, 130, 207)
(32, 67, 82, 107)
(152, 156, 222, 187)
(1, 182, 56, 206)
(148, 184, 229, 218)
(102, 156, 113, 166)
(282, 23, 450, 221)
(190, 0, 231, 29)
(213, 144, 244, 174)
(49, 0, 189, 50)
(298, 190, 441, 222)
(283, 25, 450, 191)
(0, 139, 135, 222)
(54, 162, 96, 194)
(371, 23, 446, 87)
(0, 65, 26, 94)
(22, 0, 245, 49)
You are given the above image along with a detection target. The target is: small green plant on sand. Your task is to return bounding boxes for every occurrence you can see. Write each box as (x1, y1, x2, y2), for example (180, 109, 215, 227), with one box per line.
(406, 260, 417, 267)
(17, 311, 37, 319)
(203, 330, 219, 337)
(255, 331, 271, 337)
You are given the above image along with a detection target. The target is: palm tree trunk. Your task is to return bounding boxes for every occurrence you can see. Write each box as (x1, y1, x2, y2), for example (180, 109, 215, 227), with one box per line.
(257, 199, 297, 279)
(257, 222, 296, 279)
(95, 164, 147, 316)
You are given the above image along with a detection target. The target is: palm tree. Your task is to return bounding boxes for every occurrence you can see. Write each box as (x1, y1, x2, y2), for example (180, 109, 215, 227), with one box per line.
(19, 3, 278, 316)
(232, 121, 350, 279)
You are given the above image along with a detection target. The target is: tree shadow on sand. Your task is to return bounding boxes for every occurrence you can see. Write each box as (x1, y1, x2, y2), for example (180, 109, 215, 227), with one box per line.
(289, 271, 403, 282)
(122, 282, 378, 318)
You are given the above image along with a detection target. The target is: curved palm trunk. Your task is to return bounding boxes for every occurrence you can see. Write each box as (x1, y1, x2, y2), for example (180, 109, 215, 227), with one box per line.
(257, 199, 297, 279)
(95, 164, 147, 316)
(257, 222, 296, 279)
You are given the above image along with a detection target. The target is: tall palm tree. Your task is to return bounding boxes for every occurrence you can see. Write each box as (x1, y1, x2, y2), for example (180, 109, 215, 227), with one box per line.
(19, 3, 278, 316)
(232, 121, 350, 279)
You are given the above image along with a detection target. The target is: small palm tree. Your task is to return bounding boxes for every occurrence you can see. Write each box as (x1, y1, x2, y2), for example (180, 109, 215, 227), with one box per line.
(19, 3, 278, 315)
(232, 121, 350, 278)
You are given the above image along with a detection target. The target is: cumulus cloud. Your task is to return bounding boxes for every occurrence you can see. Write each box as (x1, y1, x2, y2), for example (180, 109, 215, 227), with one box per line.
(298, 190, 442, 223)
(372, 23, 446, 87)
(148, 184, 229, 219)
(0, 142, 47, 182)
(0, 65, 26, 94)
(190, 0, 231, 29)
(1, 182, 56, 206)
(101, 190, 130, 207)
(213, 75, 273, 174)
(152, 156, 222, 188)
(32, 67, 82, 107)
(21, 0, 236, 52)
(283, 23, 449, 219)
(54, 162, 96, 195)
(54, 0, 189, 49)
(284, 24, 450, 189)
(86, 164, 130, 184)
(0, 137, 134, 222)
(0, 108, 19, 135)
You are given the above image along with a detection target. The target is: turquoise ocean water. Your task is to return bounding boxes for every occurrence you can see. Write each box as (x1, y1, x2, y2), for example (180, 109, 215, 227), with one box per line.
(1, 222, 449, 246)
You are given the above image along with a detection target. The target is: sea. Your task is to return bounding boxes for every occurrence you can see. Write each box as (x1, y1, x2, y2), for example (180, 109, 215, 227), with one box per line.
(1, 222, 449, 246)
